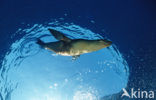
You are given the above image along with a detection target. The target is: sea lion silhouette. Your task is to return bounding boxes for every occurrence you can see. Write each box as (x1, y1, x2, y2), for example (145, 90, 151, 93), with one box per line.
(37, 29, 112, 59)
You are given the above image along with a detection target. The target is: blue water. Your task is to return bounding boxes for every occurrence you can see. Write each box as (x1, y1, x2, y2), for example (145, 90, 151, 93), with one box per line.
(0, 0, 156, 100)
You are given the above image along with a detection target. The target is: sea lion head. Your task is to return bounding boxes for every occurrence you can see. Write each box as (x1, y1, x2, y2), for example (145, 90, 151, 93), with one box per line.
(96, 39, 112, 48)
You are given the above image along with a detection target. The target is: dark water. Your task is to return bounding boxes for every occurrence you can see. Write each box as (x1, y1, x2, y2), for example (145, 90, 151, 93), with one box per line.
(0, 0, 156, 100)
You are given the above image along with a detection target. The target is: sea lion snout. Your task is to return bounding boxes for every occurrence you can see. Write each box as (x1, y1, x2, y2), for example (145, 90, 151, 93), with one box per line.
(98, 39, 112, 47)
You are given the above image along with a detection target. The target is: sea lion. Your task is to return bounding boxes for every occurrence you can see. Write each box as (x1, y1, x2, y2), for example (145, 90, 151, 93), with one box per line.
(37, 28, 112, 59)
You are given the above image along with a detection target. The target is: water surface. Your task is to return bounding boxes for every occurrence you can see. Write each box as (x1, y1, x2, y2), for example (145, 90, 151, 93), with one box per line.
(0, 20, 129, 100)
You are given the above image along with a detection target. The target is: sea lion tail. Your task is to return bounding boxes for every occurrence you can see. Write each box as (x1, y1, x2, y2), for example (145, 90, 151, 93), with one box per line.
(36, 39, 45, 47)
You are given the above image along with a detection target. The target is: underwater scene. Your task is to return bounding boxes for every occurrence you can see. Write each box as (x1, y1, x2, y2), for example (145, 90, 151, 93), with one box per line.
(0, 0, 156, 100)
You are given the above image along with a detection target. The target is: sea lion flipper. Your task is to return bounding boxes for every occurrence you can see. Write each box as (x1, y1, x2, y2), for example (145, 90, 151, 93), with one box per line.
(48, 28, 71, 42)
(72, 55, 80, 60)
(37, 39, 45, 47)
